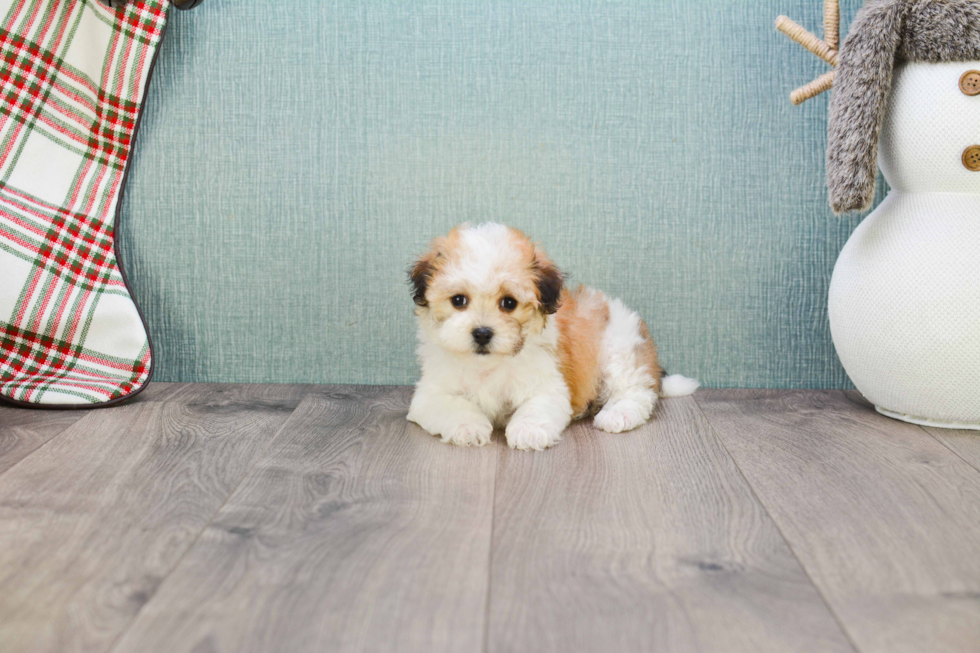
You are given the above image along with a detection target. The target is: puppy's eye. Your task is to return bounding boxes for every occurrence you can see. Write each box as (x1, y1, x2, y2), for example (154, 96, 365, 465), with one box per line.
(451, 294, 468, 309)
(499, 296, 518, 312)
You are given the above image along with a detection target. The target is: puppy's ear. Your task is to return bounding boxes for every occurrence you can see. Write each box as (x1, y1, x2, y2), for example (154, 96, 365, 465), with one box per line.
(533, 247, 564, 315)
(408, 251, 437, 307)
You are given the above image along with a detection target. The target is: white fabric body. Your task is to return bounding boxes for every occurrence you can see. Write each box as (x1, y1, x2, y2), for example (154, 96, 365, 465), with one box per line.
(829, 61, 980, 428)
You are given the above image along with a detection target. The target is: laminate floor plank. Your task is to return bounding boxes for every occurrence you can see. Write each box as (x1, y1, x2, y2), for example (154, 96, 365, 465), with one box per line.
(0, 383, 205, 478)
(844, 390, 980, 474)
(920, 427, 980, 475)
(128, 381, 190, 403)
(111, 386, 497, 653)
(0, 384, 306, 653)
(0, 404, 91, 476)
(486, 395, 853, 653)
(695, 389, 980, 653)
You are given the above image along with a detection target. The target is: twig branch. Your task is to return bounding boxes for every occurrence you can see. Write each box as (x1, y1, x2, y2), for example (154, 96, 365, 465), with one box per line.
(776, 0, 840, 105)
(791, 70, 836, 105)
(775, 16, 839, 67)
(824, 0, 840, 50)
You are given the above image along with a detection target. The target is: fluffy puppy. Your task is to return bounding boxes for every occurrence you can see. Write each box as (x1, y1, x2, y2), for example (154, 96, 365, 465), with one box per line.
(407, 223, 698, 451)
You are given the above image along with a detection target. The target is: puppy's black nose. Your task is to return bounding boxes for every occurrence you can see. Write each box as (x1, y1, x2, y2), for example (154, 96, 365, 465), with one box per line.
(472, 327, 494, 346)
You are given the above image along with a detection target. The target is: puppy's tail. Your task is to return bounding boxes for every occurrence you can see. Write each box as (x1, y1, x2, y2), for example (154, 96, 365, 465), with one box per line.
(659, 374, 700, 398)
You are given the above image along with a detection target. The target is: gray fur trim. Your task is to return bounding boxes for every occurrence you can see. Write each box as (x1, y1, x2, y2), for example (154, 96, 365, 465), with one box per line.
(900, 1, 980, 62)
(827, 0, 980, 214)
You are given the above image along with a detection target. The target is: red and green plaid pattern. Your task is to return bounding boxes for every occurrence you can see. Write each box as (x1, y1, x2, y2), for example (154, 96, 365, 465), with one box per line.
(0, 0, 167, 406)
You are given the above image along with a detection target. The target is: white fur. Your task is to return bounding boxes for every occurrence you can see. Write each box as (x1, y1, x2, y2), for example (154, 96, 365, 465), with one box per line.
(407, 223, 698, 450)
(660, 374, 700, 397)
(408, 319, 572, 450)
(593, 296, 660, 434)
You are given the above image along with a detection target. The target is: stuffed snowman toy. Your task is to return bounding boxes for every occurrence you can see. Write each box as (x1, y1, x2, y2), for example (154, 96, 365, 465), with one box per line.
(781, 0, 980, 428)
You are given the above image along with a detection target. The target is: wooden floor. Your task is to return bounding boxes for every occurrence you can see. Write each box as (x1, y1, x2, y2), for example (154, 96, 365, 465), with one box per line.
(1, 385, 979, 653)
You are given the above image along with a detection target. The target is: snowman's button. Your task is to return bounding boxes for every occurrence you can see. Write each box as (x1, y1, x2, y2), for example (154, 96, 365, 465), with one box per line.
(959, 70, 980, 96)
(963, 146, 980, 172)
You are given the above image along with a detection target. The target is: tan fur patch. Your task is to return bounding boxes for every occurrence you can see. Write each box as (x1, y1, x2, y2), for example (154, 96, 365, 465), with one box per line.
(555, 285, 610, 417)
(637, 320, 664, 394)
(506, 227, 562, 314)
(410, 225, 465, 311)
(506, 226, 537, 263)
(426, 225, 466, 274)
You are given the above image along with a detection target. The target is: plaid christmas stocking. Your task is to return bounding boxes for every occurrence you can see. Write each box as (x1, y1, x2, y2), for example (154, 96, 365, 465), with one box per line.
(0, 0, 167, 407)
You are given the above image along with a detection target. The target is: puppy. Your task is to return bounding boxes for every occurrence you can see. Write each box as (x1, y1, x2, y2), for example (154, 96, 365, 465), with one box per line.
(407, 223, 699, 451)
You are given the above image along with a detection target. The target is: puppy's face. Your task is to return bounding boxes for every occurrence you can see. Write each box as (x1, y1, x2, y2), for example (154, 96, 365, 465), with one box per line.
(409, 223, 563, 357)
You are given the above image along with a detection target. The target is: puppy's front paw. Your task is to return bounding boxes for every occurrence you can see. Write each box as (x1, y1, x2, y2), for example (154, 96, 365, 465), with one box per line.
(594, 399, 648, 433)
(441, 420, 493, 447)
(505, 420, 562, 451)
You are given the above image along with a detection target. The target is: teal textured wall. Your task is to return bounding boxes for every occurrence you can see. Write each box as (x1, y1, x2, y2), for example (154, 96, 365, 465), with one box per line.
(119, 0, 879, 388)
